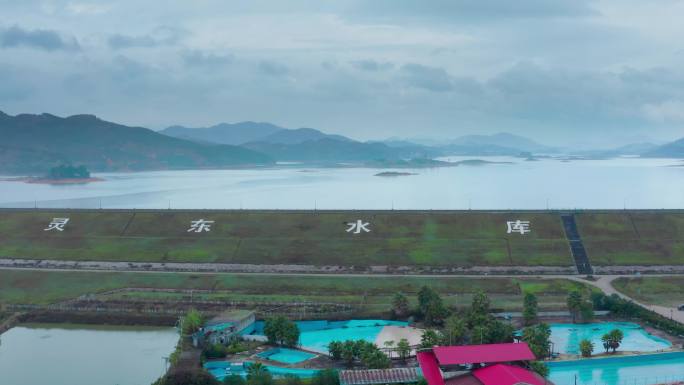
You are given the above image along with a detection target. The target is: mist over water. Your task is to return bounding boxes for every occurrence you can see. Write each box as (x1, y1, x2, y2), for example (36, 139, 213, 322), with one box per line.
(1, 157, 683, 210)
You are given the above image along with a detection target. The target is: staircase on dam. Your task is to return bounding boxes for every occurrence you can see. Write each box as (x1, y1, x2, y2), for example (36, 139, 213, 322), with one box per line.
(561, 213, 594, 275)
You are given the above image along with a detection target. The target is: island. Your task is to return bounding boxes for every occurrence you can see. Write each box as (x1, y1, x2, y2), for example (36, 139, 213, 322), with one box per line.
(2, 164, 104, 185)
(374, 171, 418, 177)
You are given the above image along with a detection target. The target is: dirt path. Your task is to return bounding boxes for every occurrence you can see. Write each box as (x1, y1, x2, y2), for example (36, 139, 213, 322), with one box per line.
(571, 275, 684, 325)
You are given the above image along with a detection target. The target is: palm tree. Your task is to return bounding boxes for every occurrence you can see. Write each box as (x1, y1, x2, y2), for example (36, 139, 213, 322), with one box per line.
(397, 339, 411, 362)
(246, 362, 269, 379)
(579, 339, 594, 357)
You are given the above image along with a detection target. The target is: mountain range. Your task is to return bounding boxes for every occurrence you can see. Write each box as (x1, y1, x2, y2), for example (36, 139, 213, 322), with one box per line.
(2, 110, 683, 174)
(0, 111, 272, 174)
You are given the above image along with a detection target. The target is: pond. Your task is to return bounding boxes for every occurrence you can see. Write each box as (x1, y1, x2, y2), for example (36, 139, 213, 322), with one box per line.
(0, 324, 179, 385)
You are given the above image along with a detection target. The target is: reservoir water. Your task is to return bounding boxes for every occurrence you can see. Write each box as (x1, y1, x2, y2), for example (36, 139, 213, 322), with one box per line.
(1, 157, 683, 210)
(0, 324, 178, 385)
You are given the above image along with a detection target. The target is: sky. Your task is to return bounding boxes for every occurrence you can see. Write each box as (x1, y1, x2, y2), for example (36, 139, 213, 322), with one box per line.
(1, 0, 684, 146)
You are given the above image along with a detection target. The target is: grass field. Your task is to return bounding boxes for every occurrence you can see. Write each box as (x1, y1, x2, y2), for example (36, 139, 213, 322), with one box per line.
(577, 212, 684, 266)
(0, 269, 589, 312)
(612, 277, 684, 307)
(0, 209, 573, 267)
(2, 209, 684, 268)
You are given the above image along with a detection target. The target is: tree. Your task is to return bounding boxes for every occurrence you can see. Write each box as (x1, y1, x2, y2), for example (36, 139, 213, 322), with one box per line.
(392, 292, 410, 318)
(485, 320, 515, 344)
(467, 291, 491, 329)
(397, 338, 411, 361)
(282, 374, 303, 385)
(224, 375, 246, 385)
(182, 309, 204, 336)
(311, 369, 340, 385)
(341, 340, 357, 367)
(157, 369, 221, 385)
(420, 329, 442, 349)
(418, 286, 439, 315)
(246, 363, 272, 385)
(580, 301, 594, 322)
(567, 291, 583, 323)
(361, 349, 391, 369)
(328, 341, 343, 360)
(528, 361, 549, 378)
(602, 329, 624, 353)
(522, 292, 538, 326)
(418, 286, 449, 326)
(443, 315, 467, 345)
(579, 339, 594, 357)
(263, 316, 300, 347)
(521, 323, 551, 359)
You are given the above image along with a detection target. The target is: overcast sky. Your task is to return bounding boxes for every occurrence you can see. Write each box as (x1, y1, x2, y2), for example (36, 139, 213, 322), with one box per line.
(1, 0, 684, 146)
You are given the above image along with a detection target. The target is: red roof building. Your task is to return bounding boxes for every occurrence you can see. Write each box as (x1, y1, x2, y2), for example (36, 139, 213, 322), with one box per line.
(417, 343, 551, 385)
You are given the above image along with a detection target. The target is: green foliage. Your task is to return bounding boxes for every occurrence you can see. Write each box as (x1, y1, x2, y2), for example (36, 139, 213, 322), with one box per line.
(157, 369, 221, 385)
(392, 292, 410, 317)
(329, 340, 389, 369)
(281, 374, 302, 385)
(521, 323, 551, 359)
(567, 290, 593, 323)
(579, 339, 594, 357)
(203, 344, 228, 359)
(527, 361, 549, 378)
(47, 164, 91, 179)
(224, 375, 246, 385)
(443, 315, 467, 345)
(592, 292, 684, 337)
(420, 329, 443, 348)
(264, 316, 300, 347)
(601, 329, 624, 353)
(182, 309, 204, 336)
(418, 286, 449, 326)
(522, 292, 538, 326)
(247, 363, 273, 385)
(396, 338, 411, 361)
(311, 369, 340, 385)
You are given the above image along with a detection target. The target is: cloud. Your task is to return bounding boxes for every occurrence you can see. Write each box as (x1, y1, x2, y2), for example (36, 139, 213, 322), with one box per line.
(182, 50, 235, 68)
(108, 26, 184, 49)
(258, 60, 289, 76)
(642, 100, 684, 122)
(0, 25, 79, 51)
(400, 63, 454, 92)
(352, 0, 598, 21)
(351, 60, 394, 72)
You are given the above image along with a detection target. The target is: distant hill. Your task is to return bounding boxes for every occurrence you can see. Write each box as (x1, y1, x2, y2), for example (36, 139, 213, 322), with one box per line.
(243, 138, 407, 163)
(160, 122, 283, 145)
(442, 132, 558, 155)
(0, 111, 273, 174)
(643, 138, 684, 158)
(160, 122, 353, 146)
(255, 127, 353, 144)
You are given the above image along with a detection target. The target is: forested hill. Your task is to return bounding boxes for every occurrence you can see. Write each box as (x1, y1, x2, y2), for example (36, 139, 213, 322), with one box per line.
(0, 111, 273, 174)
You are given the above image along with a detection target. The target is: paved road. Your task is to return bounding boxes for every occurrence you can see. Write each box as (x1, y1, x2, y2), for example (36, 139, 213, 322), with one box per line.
(573, 275, 684, 325)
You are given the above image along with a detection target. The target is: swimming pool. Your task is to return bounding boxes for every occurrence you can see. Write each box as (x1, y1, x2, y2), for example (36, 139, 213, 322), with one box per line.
(250, 320, 409, 353)
(204, 361, 319, 380)
(549, 322, 671, 355)
(256, 348, 317, 364)
(547, 351, 684, 385)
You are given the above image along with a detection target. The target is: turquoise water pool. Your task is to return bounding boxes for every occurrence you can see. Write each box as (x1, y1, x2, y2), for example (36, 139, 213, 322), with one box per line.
(250, 320, 409, 353)
(548, 352, 684, 385)
(204, 361, 319, 379)
(550, 322, 671, 355)
(256, 348, 316, 364)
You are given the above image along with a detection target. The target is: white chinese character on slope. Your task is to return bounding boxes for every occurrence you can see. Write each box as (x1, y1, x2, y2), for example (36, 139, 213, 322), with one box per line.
(44, 218, 70, 232)
(346, 220, 371, 234)
(187, 219, 214, 233)
(507, 220, 531, 235)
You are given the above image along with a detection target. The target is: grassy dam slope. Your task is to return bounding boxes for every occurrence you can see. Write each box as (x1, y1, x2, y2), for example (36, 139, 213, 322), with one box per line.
(1, 209, 684, 273)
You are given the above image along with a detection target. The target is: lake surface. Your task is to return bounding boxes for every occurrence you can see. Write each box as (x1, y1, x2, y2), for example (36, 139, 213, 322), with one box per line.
(0, 324, 178, 385)
(1, 157, 683, 209)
